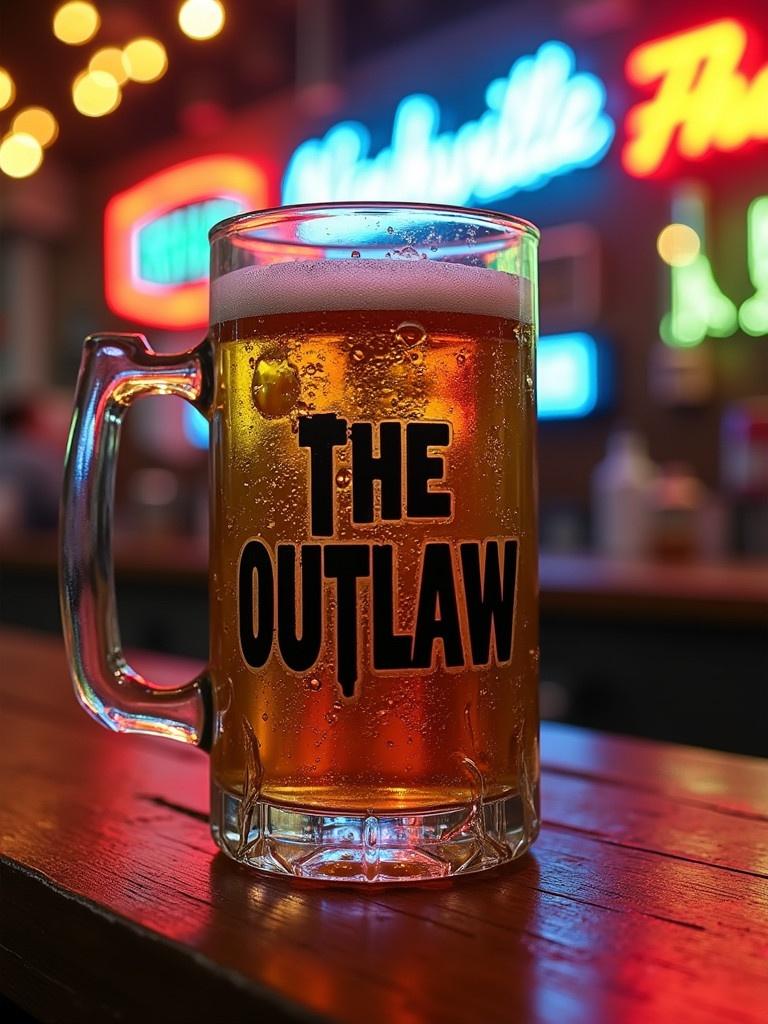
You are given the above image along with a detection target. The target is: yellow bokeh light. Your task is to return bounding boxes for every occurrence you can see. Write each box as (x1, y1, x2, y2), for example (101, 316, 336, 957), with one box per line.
(123, 38, 168, 83)
(89, 47, 129, 86)
(0, 132, 44, 179)
(178, 0, 226, 41)
(0, 67, 15, 111)
(72, 69, 121, 117)
(11, 107, 59, 148)
(657, 223, 701, 267)
(53, 2, 101, 46)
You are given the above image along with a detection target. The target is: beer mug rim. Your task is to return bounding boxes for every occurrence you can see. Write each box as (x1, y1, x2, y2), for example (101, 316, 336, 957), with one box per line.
(208, 201, 540, 246)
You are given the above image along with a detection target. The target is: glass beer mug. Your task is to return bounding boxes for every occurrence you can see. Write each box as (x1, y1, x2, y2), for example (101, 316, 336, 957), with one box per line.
(60, 203, 540, 883)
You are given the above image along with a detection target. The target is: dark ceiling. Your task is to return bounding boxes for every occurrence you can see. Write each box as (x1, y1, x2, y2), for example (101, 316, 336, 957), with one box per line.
(0, 0, 512, 170)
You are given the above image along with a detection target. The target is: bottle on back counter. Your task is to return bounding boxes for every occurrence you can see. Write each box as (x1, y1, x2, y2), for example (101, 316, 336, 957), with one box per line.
(649, 462, 706, 562)
(721, 398, 768, 556)
(591, 429, 656, 558)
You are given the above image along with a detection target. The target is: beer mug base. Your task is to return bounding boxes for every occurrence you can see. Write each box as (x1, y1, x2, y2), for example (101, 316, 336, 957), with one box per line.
(211, 782, 540, 883)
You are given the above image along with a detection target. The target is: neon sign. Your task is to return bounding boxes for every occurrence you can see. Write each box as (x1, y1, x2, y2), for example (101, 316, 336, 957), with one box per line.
(538, 332, 600, 419)
(282, 41, 614, 206)
(659, 187, 768, 347)
(740, 197, 768, 336)
(136, 197, 241, 286)
(623, 19, 768, 177)
(104, 155, 267, 330)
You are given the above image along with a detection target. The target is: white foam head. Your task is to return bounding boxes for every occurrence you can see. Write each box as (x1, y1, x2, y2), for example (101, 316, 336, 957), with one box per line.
(210, 258, 532, 324)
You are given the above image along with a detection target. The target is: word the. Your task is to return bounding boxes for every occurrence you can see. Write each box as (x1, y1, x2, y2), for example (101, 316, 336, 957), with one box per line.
(282, 41, 614, 206)
(624, 19, 768, 177)
(237, 416, 519, 696)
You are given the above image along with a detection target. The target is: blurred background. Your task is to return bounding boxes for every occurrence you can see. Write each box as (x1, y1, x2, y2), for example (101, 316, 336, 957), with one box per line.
(0, 0, 766, 755)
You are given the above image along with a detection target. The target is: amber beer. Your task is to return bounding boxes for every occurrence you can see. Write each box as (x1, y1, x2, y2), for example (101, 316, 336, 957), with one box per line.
(209, 258, 539, 822)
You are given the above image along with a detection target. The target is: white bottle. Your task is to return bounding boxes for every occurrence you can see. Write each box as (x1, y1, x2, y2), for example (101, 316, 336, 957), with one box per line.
(592, 430, 655, 558)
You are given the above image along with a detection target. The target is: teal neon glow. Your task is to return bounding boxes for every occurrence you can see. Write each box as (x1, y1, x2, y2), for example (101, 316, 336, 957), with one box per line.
(537, 332, 599, 419)
(739, 196, 768, 336)
(136, 197, 241, 285)
(184, 404, 209, 448)
(282, 42, 614, 206)
(660, 188, 737, 347)
(183, 330, 601, 445)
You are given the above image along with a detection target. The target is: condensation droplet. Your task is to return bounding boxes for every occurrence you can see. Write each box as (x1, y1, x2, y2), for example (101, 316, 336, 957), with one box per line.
(395, 322, 426, 346)
(307, 677, 322, 691)
(351, 348, 366, 362)
(261, 712, 269, 721)
(351, 249, 361, 259)
(252, 356, 301, 418)
(392, 245, 423, 260)
(457, 352, 466, 365)
(386, 740, 395, 748)
(335, 467, 352, 488)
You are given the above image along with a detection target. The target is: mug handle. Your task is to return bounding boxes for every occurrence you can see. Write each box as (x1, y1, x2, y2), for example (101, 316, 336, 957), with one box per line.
(60, 333, 213, 749)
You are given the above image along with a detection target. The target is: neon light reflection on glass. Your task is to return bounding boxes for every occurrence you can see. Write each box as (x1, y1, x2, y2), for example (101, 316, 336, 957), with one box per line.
(184, 329, 601, 447)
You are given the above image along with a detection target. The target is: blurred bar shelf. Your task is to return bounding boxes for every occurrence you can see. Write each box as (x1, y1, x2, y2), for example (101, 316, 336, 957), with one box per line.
(2, 532, 766, 623)
(539, 552, 768, 624)
(3, 533, 766, 755)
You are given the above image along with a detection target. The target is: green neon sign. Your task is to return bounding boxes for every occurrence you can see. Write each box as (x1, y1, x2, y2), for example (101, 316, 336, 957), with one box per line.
(739, 196, 768, 336)
(137, 197, 241, 286)
(661, 188, 768, 347)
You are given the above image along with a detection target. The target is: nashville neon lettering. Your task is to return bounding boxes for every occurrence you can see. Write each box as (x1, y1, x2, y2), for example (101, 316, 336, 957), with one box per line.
(623, 18, 768, 177)
(282, 41, 614, 206)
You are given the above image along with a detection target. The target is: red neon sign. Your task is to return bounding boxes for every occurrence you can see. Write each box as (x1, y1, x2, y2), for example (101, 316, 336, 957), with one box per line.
(104, 155, 268, 330)
(623, 19, 768, 178)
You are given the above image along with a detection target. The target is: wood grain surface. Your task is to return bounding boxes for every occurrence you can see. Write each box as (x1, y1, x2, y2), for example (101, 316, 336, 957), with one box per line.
(1, 627, 767, 1024)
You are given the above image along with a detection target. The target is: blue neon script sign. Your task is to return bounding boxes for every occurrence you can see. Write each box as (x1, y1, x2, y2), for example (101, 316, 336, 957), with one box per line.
(282, 42, 614, 206)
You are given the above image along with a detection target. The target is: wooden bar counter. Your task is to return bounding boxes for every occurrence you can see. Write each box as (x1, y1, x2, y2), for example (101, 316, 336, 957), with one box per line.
(1, 628, 766, 1023)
